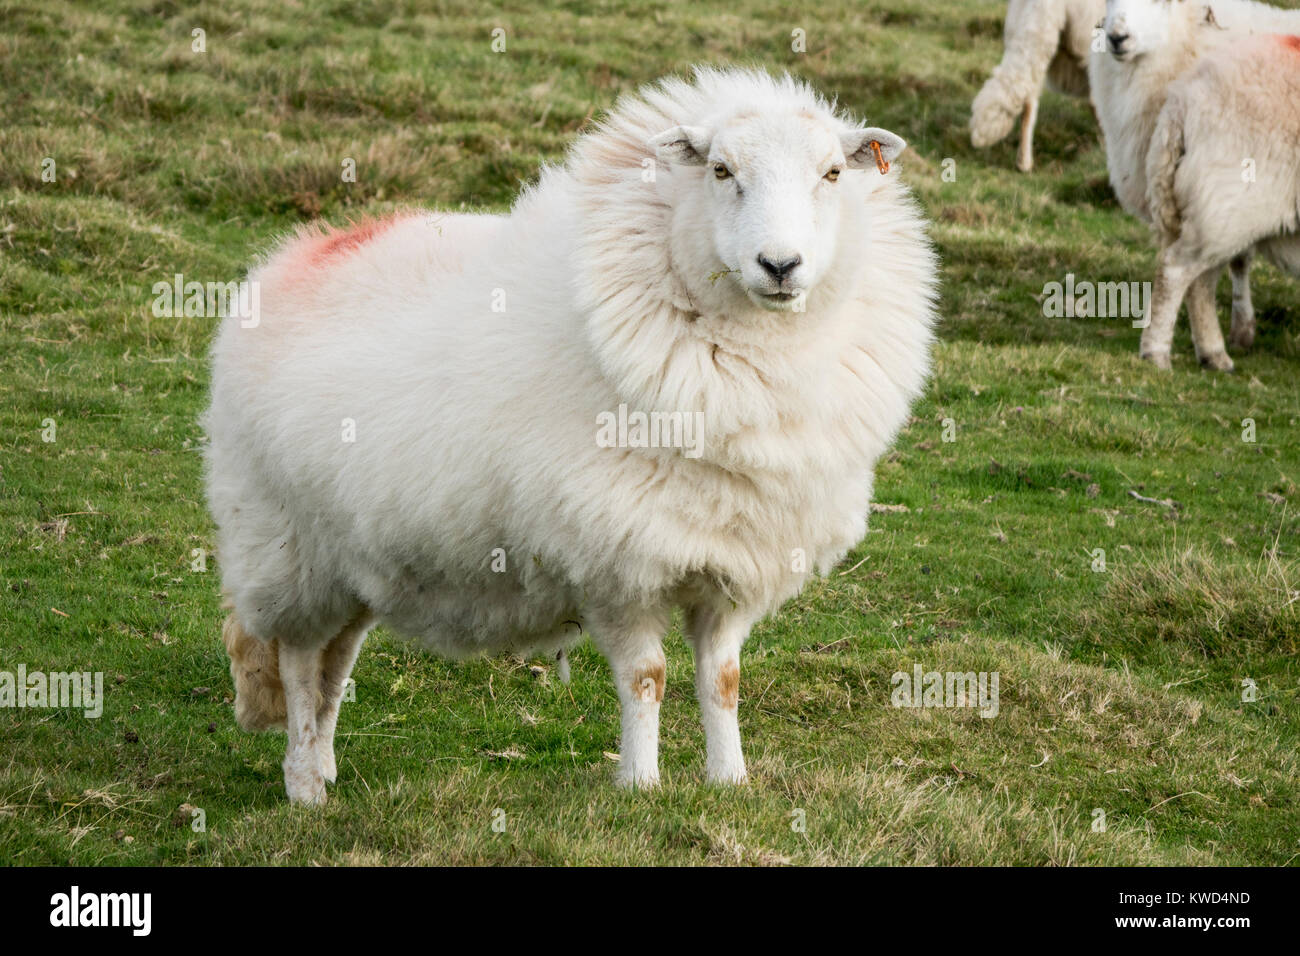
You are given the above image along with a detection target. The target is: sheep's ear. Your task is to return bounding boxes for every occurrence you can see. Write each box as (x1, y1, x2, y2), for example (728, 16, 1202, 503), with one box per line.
(648, 125, 711, 166)
(843, 128, 907, 173)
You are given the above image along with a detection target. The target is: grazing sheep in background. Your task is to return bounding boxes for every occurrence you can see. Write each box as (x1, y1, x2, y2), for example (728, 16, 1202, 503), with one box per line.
(1142, 35, 1300, 366)
(1090, 0, 1300, 368)
(970, 0, 1105, 172)
(206, 67, 938, 805)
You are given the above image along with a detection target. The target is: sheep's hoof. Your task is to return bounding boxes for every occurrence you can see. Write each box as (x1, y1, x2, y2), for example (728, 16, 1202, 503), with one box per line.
(1140, 350, 1173, 371)
(615, 768, 660, 790)
(1199, 351, 1235, 373)
(1228, 323, 1255, 352)
(286, 780, 328, 806)
(705, 768, 749, 786)
(284, 754, 328, 805)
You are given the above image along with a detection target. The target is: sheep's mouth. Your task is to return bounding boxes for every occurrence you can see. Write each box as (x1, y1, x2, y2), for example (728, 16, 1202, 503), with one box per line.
(748, 288, 806, 312)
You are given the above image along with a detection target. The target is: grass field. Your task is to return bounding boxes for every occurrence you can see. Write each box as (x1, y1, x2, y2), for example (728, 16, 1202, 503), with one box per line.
(2, 0, 1298, 865)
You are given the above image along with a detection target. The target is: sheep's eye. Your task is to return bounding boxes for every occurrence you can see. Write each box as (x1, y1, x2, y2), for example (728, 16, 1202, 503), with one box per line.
(713, 163, 732, 180)
(824, 167, 841, 182)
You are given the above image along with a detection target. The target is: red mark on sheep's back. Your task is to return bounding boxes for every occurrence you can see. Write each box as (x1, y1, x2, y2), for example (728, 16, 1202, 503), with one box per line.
(258, 213, 418, 300)
(1280, 35, 1300, 53)
(306, 215, 407, 266)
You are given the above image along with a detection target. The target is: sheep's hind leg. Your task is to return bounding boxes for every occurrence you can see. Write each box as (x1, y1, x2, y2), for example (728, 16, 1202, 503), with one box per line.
(686, 604, 754, 784)
(1016, 98, 1039, 173)
(1228, 251, 1255, 351)
(589, 607, 669, 789)
(316, 611, 373, 784)
(1187, 267, 1233, 372)
(279, 642, 328, 806)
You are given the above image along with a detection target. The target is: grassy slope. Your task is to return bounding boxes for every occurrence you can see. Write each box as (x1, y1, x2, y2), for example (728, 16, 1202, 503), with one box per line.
(0, 0, 1297, 865)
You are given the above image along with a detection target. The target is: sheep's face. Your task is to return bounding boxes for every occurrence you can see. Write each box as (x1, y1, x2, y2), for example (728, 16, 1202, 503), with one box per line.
(1101, 0, 1178, 60)
(650, 114, 905, 313)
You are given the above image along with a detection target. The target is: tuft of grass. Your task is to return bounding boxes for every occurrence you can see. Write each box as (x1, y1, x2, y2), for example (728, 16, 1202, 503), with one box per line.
(1094, 544, 1299, 660)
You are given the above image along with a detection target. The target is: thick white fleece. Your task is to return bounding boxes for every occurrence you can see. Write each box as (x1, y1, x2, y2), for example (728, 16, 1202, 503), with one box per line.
(204, 68, 939, 661)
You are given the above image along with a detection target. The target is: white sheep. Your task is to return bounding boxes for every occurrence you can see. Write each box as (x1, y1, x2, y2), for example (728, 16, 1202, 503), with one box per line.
(970, 0, 1105, 172)
(1141, 34, 1300, 366)
(1090, 0, 1300, 368)
(205, 67, 938, 805)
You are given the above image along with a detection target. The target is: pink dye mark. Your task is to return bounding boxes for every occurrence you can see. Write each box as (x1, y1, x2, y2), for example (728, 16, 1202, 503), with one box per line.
(278, 214, 414, 277)
(307, 217, 404, 265)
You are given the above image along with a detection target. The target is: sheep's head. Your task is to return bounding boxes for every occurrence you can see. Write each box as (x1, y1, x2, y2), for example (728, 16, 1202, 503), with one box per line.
(1101, 0, 1183, 60)
(649, 111, 905, 313)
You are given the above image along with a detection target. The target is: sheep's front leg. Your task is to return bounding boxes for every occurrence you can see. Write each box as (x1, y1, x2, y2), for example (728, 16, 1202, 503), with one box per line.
(686, 605, 755, 784)
(1228, 251, 1256, 351)
(279, 643, 328, 806)
(1016, 98, 1039, 173)
(1141, 247, 1198, 369)
(1186, 267, 1233, 372)
(590, 608, 669, 789)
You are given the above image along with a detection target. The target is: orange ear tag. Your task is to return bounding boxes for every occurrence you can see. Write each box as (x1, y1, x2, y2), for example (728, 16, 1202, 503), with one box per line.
(868, 140, 890, 176)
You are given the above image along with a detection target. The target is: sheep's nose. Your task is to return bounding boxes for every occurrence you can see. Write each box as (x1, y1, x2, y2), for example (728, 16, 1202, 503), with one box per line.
(757, 254, 802, 282)
(1107, 31, 1129, 52)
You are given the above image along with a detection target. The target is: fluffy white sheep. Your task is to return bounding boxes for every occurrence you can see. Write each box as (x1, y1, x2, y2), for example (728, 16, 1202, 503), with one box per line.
(970, 0, 1105, 172)
(205, 67, 938, 805)
(1090, 0, 1300, 368)
(1141, 34, 1300, 366)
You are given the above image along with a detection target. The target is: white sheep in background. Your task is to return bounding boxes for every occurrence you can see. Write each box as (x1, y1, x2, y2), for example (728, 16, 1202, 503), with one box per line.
(1090, 0, 1300, 368)
(205, 67, 938, 804)
(1142, 35, 1300, 366)
(970, 0, 1105, 172)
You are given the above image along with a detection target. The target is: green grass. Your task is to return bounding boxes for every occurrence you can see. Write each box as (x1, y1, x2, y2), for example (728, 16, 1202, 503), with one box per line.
(2, 0, 1298, 865)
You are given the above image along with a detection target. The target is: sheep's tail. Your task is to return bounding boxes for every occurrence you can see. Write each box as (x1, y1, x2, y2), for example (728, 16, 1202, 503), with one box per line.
(970, 0, 1065, 147)
(222, 611, 287, 732)
(1145, 97, 1186, 245)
